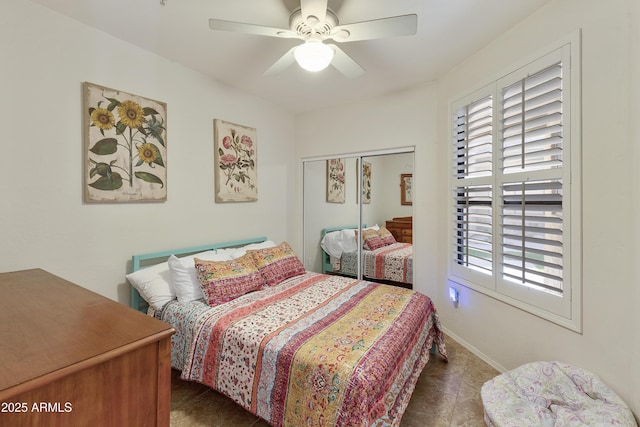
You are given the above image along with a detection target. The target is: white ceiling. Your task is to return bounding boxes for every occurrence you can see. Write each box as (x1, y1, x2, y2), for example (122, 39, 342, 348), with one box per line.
(31, 0, 551, 114)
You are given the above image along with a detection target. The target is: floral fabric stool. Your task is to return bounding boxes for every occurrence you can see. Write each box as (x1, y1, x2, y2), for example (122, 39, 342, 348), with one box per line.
(480, 361, 638, 426)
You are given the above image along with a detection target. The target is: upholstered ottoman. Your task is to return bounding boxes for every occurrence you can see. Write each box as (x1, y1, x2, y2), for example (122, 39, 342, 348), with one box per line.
(481, 361, 637, 426)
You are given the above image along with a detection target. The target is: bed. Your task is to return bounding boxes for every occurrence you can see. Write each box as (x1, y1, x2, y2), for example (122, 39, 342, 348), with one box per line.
(126, 237, 446, 427)
(321, 225, 413, 287)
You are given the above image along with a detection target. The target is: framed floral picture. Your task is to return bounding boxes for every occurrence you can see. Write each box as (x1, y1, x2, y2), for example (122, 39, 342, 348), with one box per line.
(326, 158, 346, 203)
(401, 173, 413, 205)
(84, 82, 167, 203)
(214, 119, 257, 202)
(357, 160, 371, 204)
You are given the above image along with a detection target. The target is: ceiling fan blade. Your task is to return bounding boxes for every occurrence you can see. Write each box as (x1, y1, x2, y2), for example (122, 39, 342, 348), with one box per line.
(327, 44, 365, 78)
(300, 0, 328, 25)
(328, 14, 417, 42)
(209, 19, 301, 39)
(263, 46, 297, 76)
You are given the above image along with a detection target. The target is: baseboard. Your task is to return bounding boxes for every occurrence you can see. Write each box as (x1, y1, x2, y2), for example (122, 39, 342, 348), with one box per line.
(441, 326, 507, 374)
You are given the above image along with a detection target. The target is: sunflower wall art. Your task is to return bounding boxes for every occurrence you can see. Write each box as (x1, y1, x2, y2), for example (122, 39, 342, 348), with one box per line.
(214, 119, 257, 203)
(83, 82, 167, 203)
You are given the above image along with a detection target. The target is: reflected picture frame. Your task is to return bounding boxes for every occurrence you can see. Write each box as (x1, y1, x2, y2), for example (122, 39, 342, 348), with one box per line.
(401, 173, 412, 205)
(356, 159, 371, 204)
(326, 158, 346, 203)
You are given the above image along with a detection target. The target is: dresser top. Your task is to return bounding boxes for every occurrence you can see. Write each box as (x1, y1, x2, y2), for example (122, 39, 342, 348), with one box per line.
(0, 268, 174, 395)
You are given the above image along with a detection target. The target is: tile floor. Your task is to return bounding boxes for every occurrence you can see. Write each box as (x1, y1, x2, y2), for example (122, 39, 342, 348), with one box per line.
(170, 335, 499, 427)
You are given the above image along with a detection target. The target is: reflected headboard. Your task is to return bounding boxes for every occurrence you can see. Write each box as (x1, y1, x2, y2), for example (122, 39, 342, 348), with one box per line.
(320, 225, 364, 275)
(129, 237, 267, 313)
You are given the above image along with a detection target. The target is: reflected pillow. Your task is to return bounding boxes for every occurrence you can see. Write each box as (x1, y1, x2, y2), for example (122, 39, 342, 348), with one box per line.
(320, 228, 358, 258)
(362, 228, 385, 250)
(377, 226, 397, 246)
(247, 241, 305, 286)
(194, 254, 264, 306)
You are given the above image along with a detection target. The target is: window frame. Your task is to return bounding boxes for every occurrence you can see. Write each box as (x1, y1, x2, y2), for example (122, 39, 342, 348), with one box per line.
(448, 33, 582, 332)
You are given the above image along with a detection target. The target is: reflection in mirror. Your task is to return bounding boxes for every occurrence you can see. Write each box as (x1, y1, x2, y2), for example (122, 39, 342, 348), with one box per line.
(303, 157, 358, 274)
(361, 153, 413, 242)
(303, 150, 414, 288)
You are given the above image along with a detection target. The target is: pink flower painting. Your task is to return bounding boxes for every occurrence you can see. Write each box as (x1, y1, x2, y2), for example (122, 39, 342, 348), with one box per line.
(214, 119, 258, 202)
(326, 158, 346, 203)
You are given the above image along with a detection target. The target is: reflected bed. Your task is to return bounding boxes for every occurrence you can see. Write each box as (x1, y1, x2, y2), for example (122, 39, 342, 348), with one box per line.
(321, 226, 413, 287)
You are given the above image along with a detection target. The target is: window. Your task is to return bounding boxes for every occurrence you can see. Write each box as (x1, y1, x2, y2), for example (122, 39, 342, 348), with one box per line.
(454, 94, 494, 285)
(449, 38, 581, 331)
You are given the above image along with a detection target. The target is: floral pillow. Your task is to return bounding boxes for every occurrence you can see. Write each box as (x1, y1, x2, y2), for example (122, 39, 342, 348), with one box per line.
(168, 251, 234, 303)
(377, 226, 397, 246)
(361, 228, 386, 250)
(246, 241, 306, 286)
(194, 254, 264, 306)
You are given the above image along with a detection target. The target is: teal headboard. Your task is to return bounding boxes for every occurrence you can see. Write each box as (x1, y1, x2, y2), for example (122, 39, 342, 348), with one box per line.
(129, 237, 267, 313)
(320, 225, 363, 275)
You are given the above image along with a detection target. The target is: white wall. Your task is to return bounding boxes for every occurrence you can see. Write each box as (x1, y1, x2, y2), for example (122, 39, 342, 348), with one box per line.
(0, 0, 296, 303)
(296, 0, 639, 418)
(631, 0, 640, 416)
(435, 0, 639, 417)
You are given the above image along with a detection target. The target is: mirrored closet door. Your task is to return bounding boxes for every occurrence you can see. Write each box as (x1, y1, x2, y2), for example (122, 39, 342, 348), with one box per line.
(302, 148, 414, 287)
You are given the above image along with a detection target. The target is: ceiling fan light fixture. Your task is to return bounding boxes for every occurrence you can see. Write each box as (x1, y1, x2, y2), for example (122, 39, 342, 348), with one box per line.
(294, 40, 334, 72)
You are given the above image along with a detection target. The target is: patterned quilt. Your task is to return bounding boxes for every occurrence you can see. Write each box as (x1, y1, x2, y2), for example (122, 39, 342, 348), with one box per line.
(363, 243, 413, 284)
(331, 243, 413, 285)
(331, 250, 358, 276)
(158, 271, 447, 427)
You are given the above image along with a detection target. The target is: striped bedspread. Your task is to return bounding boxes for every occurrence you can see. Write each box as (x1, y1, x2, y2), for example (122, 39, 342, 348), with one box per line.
(363, 243, 413, 284)
(158, 271, 446, 427)
(331, 250, 358, 276)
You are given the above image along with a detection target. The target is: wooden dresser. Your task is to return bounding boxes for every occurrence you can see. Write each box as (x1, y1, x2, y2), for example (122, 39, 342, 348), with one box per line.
(385, 216, 413, 243)
(0, 269, 174, 427)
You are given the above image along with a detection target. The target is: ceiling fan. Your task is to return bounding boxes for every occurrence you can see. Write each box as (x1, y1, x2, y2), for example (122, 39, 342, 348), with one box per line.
(208, 0, 417, 78)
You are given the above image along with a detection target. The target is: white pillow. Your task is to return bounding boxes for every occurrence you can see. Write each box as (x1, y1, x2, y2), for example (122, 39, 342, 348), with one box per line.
(168, 250, 233, 303)
(126, 262, 174, 310)
(228, 240, 276, 259)
(321, 229, 358, 258)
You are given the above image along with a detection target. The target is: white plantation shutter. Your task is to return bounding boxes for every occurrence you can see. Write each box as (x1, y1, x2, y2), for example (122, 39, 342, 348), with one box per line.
(453, 94, 494, 281)
(455, 96, 493, 179)
(499, 62, 565, 295)
(449, 39, 581, 327)
(501, 180, 563, 294)
(454, 185, 492, 274)
(501, 63, 563, 174)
